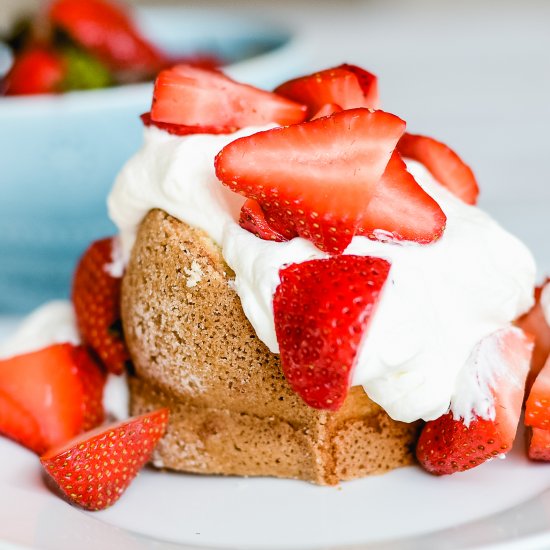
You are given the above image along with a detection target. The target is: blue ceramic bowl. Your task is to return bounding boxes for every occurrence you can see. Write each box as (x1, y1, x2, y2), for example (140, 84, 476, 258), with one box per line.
(0, 7, 308, 313)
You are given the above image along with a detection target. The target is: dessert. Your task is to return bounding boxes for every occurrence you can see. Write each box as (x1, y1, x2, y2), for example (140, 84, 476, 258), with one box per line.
(0, 63, 546, 510)
(107, 64, 535, 483)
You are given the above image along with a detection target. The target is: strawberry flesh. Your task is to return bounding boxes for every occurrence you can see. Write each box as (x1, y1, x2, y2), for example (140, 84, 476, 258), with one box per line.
(151, 65, 307, 128)
(0, 344, 85, 452)
(273, 255, 391, 410)
(239, 199, 288, 242)
(41, 409, 169, 511)
(72, 237, 130, 375)
(525, 355, 550, 430)
(527, 427, 550, 461)
(140, 112, 235, 136)
(397, 133, 479, 205)
(311, 103, 343, 120)
(275, 64, 379, 118)
(416, 327, 532, 475)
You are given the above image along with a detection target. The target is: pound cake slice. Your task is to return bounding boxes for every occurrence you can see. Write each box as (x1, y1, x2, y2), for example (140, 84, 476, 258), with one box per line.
(123, 209, 419, 484)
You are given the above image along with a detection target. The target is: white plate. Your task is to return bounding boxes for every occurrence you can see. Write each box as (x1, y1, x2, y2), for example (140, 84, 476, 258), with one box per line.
(1, 317, 550, 550)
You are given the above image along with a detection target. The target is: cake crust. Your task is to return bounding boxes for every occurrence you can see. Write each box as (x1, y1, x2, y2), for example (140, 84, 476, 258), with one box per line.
(121, 209, 419, 484)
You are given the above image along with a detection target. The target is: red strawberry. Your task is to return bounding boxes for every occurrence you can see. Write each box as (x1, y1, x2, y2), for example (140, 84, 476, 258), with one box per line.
(527, 427, 550, 461)
(0, 388, 46, 454)
(517, 280, 550, 392)
(273, 255, 391, 410)
(150, 65, 306, 128)
(216, 108, 446, 253)
(357, 151, 447, 243)
(41, 409, 169, 511)
(239, 199, 288, 242)
(397, 133, 479, 205)
(49, 0, 167, 75)
(311, 103, 343, 120)
(416, 327, 532, 475)
(140, 112, 234, 136)
(72, 237, 130, 375)
(275, 64, 379, 118)
(73, 346, 106, 431)
(4, 47, 65, 96)
(0, 343, 104, 453)
(525, 355, 550, 430)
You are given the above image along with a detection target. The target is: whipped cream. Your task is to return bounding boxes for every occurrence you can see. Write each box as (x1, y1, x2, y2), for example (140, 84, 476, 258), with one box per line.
(108, 126, 536, 423)
(0, 300, 80, 359)
(541, 282, 550, 327)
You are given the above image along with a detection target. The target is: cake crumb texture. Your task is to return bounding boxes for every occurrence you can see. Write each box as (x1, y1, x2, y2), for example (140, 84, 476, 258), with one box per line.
(122, 209, 419, 485)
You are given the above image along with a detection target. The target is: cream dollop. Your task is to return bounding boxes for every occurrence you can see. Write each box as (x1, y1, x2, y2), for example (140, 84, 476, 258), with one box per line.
(108, 126, 536, 423)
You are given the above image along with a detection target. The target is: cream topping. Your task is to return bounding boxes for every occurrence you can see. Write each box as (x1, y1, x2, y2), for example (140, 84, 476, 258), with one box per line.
(108, 126, 536, 423)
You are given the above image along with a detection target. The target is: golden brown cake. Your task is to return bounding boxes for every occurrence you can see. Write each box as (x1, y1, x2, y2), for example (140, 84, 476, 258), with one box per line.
(122, 209, 420, 485)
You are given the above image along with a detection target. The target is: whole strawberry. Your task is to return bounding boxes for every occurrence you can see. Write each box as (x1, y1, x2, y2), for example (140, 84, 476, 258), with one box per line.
(72, 237, 130, 375)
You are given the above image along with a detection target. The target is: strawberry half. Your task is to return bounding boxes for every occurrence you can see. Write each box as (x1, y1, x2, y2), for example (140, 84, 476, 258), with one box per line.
(216, 108, 446, 253)
(0, 388, 46, 454)
(48, 0, 167, 75)
(397, 133, 479, 205)
(72, 237, 130, 375)
(150, 65, 307, 129)
(41, 409, 169, 511)
(525, 356, 550, 430)
(239, 199, 287, 242)
(273, 255, 391, 410)
(416, 327, 532, 475)
(0, 343, 105, 453)
(527, 428, 550, 461)
(517, 280, 550, 392)
(140, 112, 234, 137)
(4, 47, 65, 96)
(275, 64, 379, 118)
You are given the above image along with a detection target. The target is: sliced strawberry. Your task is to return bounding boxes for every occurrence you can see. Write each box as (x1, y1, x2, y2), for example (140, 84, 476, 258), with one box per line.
(527, 427, 550, 461)
(140, 112, 234, 136)
(216, 108, 445, 253)
(0, 388, 47, 454)
(41, 409, 169, 511)
(72, 237, 130, 375)
(517, 280, 550, 392)
(4, 47, 65, 96)
(357, 151, 447, 243)
(150, 65, 306, 128)
(416, 327, 532, 475)
(0, 344, 85, 451)
(397, 133, 479, 205)
(311, 103, 343, 120)
(525, 355, 550, 430)
(72, 346, 106, 431)
(273, 255, 390, 410)
(275, 64, 379, 118)
(239, 199, 288, 242)
(49, 0, 167, 75)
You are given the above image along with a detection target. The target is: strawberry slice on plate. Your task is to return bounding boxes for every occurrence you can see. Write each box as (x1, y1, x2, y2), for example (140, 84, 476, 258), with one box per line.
(273, 255, 391, 410)
(517, 280, 550, 392)
(150, 65, 307, 129)
(275, 64, 379, 118)
(416, 327, 533, 475)
(216, 108, 446, 253)
(525, 355, 550, 430)
(0, 343, 105, 453)
(41, 409, 169, 511)
(397, 133, 479, 205)
(48, 0, 167, 75)
(527, 427, 550, 461)
(239, 199, 288, 242)
(4, 47, 65, 96)
(72, 237, 130, 375)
